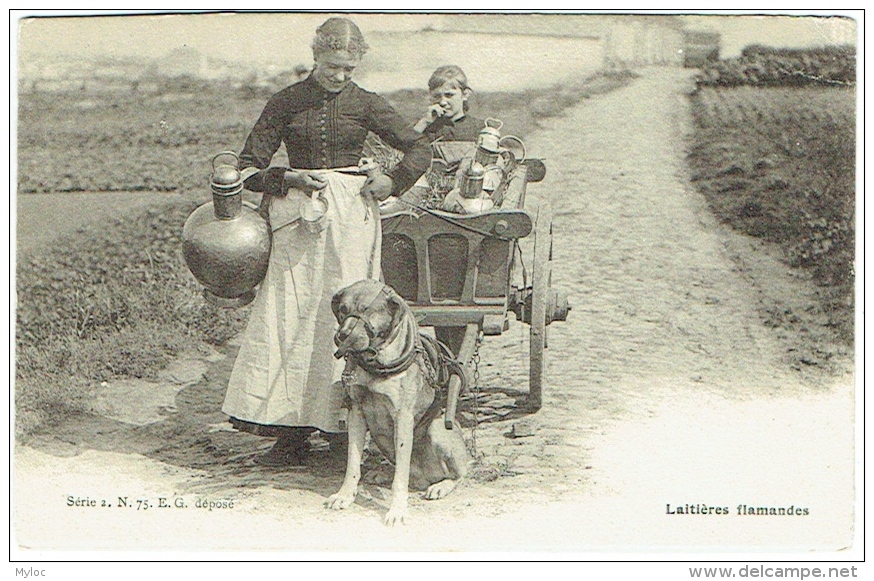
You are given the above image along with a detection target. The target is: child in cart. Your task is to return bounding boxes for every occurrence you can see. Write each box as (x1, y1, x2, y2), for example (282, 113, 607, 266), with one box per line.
(413, 65, 484, 143)
(380, 65, 485, 213)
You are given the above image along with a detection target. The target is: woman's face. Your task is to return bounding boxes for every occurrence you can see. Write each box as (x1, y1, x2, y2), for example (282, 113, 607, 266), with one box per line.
(313, 50, 361, 93)
(429, 82, 469, 121)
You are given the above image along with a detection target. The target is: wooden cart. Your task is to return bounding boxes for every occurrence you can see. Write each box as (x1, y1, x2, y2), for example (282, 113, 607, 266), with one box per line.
(380, 158, 568, 427)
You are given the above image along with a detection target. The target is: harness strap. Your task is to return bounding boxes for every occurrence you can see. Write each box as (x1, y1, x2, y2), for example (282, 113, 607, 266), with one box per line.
(343, 330, 467, 433)
(353, 308, 420, 376)
(339, 285, 467, 422)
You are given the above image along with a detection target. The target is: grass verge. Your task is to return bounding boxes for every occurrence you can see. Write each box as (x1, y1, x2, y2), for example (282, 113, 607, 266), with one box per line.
(15, 197, 249, 437)
(687, 85, 855, 346)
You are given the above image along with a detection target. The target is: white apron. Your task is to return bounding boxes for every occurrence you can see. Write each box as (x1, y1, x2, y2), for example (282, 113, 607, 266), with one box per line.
(222, 170, 381, 433)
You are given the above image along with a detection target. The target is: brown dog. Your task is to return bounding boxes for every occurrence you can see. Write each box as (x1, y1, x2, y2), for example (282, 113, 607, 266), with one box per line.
(325, 279, 471, 526)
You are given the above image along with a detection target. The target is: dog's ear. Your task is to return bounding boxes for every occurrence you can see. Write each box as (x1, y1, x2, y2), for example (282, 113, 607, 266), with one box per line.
(331, 289, 344, 323)
(384, 287, 407, 330)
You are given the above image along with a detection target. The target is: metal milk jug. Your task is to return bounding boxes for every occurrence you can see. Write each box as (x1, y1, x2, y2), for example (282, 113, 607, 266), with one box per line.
(456, 160, 494, 214)
(182, 151, 271, 308)
(474, 118, 503, 166)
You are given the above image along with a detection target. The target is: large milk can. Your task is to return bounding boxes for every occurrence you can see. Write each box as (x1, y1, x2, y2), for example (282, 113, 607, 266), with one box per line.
(182, 152, 271, 308)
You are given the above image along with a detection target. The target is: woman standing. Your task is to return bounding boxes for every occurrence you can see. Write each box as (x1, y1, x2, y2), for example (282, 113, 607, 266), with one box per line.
(222, 17, 430, 466)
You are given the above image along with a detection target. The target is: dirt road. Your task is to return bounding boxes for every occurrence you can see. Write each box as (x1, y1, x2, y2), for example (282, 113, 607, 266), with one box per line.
(14, 68, 856, 554)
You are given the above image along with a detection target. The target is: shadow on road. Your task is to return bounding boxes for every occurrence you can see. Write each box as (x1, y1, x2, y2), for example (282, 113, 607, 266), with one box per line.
(24, 347, 350, 498)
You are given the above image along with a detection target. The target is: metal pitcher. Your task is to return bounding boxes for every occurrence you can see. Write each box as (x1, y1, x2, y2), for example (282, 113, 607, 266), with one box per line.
(182, 151, 271, 308)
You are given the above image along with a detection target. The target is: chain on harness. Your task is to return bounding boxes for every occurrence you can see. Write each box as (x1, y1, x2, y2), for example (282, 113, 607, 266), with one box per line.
(417, 335, 468, 411)
(469, 330, 484, 456)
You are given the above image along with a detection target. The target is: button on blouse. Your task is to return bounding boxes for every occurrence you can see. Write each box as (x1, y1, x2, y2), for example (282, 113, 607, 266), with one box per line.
(239, 75, 430, 196)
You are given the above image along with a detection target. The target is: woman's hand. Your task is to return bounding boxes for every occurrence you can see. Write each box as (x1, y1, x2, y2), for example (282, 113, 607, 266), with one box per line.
(283, 170, 327, 194)
(360, 174, 394, 202)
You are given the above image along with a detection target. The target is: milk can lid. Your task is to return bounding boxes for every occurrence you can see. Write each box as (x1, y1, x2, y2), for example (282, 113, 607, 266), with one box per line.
(468, 162, 486, 177)
(212, 164, 242, 187)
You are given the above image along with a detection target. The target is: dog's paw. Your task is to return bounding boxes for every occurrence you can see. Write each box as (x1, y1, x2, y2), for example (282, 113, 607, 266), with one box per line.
(383, 506, 409, 527)
(324, 492, 356, 510)
(424, 478, 458, 500)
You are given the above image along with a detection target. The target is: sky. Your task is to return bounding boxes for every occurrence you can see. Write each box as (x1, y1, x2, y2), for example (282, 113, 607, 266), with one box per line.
(15, 10, 859, 65)
(16, 12, 443, 64)
(679, 13, 857, 57)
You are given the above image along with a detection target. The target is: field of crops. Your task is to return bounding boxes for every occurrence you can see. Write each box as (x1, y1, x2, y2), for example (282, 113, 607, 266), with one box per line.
(14, 196, 253, 436)
(17, 71, 635, 195)
(17, 91, 262, 194)
(688, 85, 855, 342)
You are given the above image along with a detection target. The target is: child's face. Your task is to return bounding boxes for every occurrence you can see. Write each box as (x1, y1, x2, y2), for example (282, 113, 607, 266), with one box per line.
(430, 82, 469, 121)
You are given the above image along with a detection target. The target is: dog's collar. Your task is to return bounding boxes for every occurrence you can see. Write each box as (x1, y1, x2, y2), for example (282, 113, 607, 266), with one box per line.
(347, 306, 421, 377)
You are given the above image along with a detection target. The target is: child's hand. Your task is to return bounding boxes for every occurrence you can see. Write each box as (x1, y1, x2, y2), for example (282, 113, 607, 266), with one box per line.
(413, 105, 446, 133)
(426, 104, 446, 121)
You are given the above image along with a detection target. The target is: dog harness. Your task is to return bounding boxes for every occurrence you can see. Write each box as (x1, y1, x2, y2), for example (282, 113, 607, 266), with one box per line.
(338, 286, 465, 394)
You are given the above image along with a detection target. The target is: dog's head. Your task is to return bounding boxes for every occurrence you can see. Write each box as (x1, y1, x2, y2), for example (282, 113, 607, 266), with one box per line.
(331, 280, 407, 359)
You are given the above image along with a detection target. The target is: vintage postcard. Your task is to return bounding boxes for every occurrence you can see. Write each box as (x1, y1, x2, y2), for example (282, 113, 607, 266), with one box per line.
(9, 10, 861, 563)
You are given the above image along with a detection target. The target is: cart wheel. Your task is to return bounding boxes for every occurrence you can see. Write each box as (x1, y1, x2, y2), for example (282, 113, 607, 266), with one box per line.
(529, 201, 552, 411)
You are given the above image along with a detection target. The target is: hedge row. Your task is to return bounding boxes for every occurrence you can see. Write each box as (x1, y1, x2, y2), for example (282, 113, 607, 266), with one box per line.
(695, 45, 856, 87)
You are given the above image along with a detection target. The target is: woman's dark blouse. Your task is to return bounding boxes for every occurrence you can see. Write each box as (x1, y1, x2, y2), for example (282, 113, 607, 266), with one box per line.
(240, 75, 430, 197)
(423, 114, 485, 143)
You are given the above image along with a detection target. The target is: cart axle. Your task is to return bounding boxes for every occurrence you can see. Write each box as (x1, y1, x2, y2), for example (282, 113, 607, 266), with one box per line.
(509, 286, 571, 326)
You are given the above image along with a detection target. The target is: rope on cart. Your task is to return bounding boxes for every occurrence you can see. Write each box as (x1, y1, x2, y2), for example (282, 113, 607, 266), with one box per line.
(386, 196, 516, 242)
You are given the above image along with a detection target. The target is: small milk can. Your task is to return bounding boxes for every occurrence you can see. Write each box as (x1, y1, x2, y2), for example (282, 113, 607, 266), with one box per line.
(182, 151, 271, 308)
(474, 118, 504, 166)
